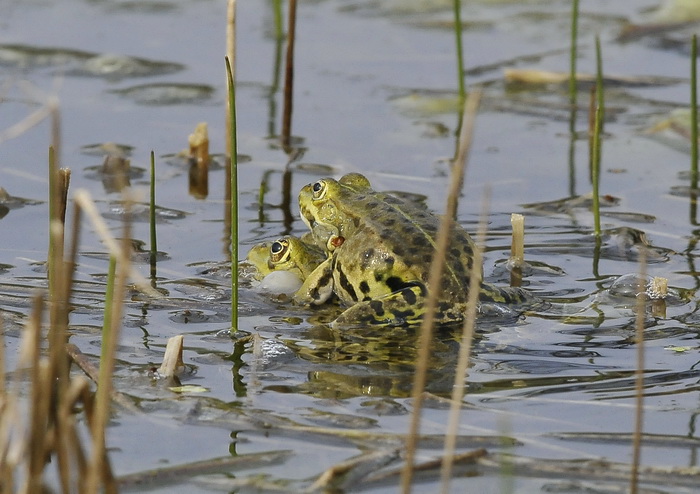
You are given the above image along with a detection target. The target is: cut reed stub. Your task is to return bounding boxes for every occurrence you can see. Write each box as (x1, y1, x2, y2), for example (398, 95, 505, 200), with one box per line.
(157, 334, 185, 378)
(188, 122, 210, 170)
(509, 213, 524, 287)
(58, 168, 71, 225)
(510, 213, 524, 264)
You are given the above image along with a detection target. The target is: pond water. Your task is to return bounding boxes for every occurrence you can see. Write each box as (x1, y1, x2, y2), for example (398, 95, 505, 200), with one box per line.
(2, 0, 700, 492)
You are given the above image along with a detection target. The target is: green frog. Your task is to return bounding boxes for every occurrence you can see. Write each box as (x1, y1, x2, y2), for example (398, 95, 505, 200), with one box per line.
(295, 173, 528, 327)
(244, 234, 326, 282)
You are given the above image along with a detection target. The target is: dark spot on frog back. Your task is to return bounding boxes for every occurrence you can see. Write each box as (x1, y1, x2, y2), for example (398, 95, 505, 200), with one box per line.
(336, 260, 358, 302)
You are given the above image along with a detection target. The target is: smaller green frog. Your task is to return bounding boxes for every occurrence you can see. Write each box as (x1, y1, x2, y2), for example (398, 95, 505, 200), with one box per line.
(244, 234, 326, 282)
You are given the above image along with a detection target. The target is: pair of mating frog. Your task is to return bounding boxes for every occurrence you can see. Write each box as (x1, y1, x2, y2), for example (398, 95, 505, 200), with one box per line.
(246, 173, 529, 327)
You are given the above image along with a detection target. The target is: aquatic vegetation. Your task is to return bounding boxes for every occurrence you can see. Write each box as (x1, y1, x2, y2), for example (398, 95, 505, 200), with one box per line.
(2, 0, 700, 492)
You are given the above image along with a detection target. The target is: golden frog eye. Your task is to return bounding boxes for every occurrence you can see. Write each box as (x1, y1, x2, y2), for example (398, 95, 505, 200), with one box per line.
(311, 180, 327, 200)
(269, 239, 290, 263)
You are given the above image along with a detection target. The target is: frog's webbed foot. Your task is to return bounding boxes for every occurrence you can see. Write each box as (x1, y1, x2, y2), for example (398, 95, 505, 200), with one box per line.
(293, 258, 334, 306)
(330, 284, 427, 328)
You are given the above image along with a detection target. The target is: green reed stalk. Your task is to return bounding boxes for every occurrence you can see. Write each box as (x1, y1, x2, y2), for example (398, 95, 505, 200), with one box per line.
(149, 151, 157, 280)
(48, 146, 57, 295)
(691, 34, 698, 190)
(226, 56, 239, 332)
(273, 0, 283, 41)
(568, 0, 580, 106)
(452, 0, 466, 102)
(591, 36, 604, 237)
(102, 256, 117, 365)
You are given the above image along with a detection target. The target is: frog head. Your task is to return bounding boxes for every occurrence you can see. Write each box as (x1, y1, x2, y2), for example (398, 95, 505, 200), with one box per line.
(298, 173, 372, 252)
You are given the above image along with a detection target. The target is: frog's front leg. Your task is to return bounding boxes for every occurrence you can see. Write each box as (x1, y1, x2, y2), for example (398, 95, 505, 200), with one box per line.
(331, 283, 427, 328)
(293, 257, 335, 305)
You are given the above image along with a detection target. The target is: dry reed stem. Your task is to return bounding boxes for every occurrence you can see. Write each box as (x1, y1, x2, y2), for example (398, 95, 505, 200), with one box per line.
(510, 213, 524, 263)
(58, 168, 71, 226)
(509, 212, 524, 287)
(189, 122, 210, 170)
(157, 335, 186, 378)
(282, 0, 297, 150)
(61, 377, 91, 488)
(401, 89, 482, 494)
(631, 253, 647, 494)
(309, 449, 400, 491)
(64, 344, 139, 413)
(50, 98, 61, 168)
(439, 189, 490, 494)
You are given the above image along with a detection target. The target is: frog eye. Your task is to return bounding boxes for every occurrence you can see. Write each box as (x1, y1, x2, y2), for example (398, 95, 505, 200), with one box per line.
(270, 241, 284, 254)
(311, 180, 327, 200)
(269, 239, 290, 263)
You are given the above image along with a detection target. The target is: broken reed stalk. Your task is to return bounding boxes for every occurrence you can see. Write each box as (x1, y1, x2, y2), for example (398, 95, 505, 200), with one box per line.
(58, 168, 71, 226)
(439, 189, 490, 494)
(591, 36, 604, 237)
(630, 253, 647, 494)
(510, 214, 524, 263)
(691, 34, 698, 191)
(452, 0, 466, 102)
(510, 213, 524, 287)
(149, 150, 157, 280)
(568, 0, 580, 106)
(50, 97, 60, 165)
(226, 56, 239, 332)
(282, 0, 297, 150)
(401, 89, 482, 494)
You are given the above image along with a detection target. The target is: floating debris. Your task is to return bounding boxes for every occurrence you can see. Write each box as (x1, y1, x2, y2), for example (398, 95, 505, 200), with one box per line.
(0, 43, 93, 68)
(390, 91, 460, 116)
(80, 142, 134, 157)
(504, 68, 684, 88)
(109, 83, 215, 105)
(101, 202, 187, 223)
(70, 53, 183, 79)
(0, 187, 43, 219)
(653, 0, 700, 23)
(522, 193, 620, 214)
(0, 44, 184, 79)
